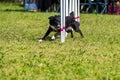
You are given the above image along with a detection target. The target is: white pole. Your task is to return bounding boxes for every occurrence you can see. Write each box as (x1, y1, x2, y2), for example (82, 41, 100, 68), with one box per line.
(66, 0, 69, 16)
(60, 0, 66, 43)
(69, 0, 72, 13)
(78, 0, 80, 22)
(72, 0, 75, 12)
(75, 0, 77, 21)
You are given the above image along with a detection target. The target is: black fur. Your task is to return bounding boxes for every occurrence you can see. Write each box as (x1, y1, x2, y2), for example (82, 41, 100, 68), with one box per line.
(40, 12, 84, 41)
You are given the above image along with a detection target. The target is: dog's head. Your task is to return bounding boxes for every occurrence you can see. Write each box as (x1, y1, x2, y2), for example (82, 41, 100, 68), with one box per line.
(49, 15, 60, 28)
(70, 11, 75, 19)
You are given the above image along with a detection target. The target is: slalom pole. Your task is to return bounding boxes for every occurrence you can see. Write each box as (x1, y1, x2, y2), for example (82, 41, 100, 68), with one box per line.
(75, 0, 78, 21)
(66, 0, 69, 16)
(78, 0, 80, 22)
(69, 0, 72, 13)
(72, 0, 75, 12)
(60, 0, 66, 43)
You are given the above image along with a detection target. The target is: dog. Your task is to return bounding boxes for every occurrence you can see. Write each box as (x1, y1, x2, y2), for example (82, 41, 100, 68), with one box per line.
(39, 12, 84, 42)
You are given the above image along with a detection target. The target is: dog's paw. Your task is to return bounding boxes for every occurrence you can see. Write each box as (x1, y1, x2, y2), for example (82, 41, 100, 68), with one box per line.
(51, 36, 56, 40)
(65, 32, 68, 37)
(38, 39, 44, 42)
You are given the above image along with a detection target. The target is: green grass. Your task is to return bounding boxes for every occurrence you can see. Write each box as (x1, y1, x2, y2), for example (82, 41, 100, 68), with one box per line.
(0, 3, 120, 80)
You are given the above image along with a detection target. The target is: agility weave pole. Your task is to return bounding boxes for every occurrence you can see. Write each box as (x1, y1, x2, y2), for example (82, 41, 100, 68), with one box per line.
(60, 0, 80, 43)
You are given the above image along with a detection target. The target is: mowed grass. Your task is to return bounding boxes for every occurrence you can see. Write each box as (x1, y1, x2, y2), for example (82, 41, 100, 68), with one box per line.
(0, 3, 120, 80)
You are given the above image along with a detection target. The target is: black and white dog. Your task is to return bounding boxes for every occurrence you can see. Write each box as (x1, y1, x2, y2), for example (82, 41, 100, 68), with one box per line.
(39, 12, 84, 42)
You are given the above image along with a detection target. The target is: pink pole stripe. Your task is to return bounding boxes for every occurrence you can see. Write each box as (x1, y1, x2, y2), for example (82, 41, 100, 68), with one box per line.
(60, 26, 66, 31)
(74, 16, 80, 20)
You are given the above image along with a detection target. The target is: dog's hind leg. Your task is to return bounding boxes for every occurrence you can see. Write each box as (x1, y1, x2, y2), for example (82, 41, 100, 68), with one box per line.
(71, 21, 84, 38)
(66, 27, 74, 38)
(77, 29, 84, 38)
(39, 26, 53, 42)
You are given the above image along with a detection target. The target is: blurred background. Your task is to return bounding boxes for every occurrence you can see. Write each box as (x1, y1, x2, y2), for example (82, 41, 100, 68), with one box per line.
(0, 0, 120, 14)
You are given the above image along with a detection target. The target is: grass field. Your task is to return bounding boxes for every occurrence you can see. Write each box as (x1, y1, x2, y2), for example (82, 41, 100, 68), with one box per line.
(0, 3, 120, 80)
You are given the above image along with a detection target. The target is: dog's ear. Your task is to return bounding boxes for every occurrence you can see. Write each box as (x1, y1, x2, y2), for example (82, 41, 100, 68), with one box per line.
(70, 11, 75, 18)
(48, 16, 54, 20)
(55, 15, 60, 17)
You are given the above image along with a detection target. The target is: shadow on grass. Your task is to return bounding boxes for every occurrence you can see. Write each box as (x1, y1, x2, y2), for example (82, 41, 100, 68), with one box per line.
(1, 9, 25, 12)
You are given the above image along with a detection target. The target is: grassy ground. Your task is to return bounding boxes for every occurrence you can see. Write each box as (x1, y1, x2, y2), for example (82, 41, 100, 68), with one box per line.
(0, 3, 120, 80)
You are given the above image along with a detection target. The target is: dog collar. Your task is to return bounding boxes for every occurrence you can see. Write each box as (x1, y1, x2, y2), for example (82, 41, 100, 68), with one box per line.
(74, 16, 80, 20)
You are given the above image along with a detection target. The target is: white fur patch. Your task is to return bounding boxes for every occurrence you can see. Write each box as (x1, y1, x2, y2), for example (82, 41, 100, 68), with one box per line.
(51, 35, 55, 40)
(38, 39, 43, 42)
(66, 27, 73, 31)
(50, 26, 57, 31)
(65, 32, 68, 37)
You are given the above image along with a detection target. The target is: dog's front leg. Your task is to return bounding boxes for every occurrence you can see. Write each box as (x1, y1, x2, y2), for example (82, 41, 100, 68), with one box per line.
(51, 32, 60, 40)
(39, 26, 53, 42)
(70, 31, 74, 38)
